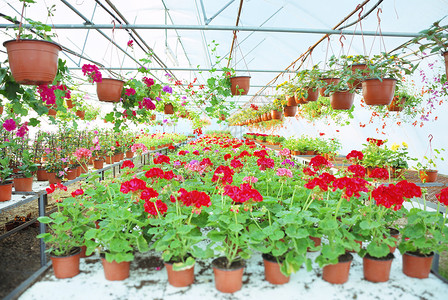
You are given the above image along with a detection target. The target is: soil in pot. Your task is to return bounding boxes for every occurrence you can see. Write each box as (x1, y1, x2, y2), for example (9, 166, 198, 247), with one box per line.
(0, 182, 13, 202)
(322, 252, 353, 284)
(262, 253, 290, 285)
(50, 247, 81, 279)
(164, 261, 195, 287)
(212, 257, 245, 293)
(13, 177, 33, 192)
(363, 253, 394, 282)
(402, 251, 434, 279)
(101, 257, 131, 281)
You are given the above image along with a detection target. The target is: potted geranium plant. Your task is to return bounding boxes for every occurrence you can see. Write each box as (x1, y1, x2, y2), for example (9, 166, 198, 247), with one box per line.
(14, 147, 38, 192)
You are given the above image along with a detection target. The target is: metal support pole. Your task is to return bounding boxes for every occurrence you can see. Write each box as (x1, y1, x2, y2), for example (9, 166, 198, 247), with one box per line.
(38, 194, 47, 267)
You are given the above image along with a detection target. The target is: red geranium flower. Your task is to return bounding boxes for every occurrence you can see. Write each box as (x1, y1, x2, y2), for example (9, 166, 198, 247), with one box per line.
(212, 165, 234, 185)
(257, 157, 275, 171)
(396, 180, 422, 199)
(436, 187, 448, 205)
(332, 176, 369, 199)
(346, 150, 364, 161)
(153, 154, 170, 164)
(223, 154, 232, 161)
(140, 187, 159, 201)
(348, 164, 366, 178)
(253, 150, 268, 158)
(372, 184, 405, 211)
(230, 158, 243, 169)
(71, 189, 84, 197)
(121, 160, 135, 169)
(309, 155, 332, 171)
(120, 178, 146, 194)
(369, 168, 389, 180)
(163, 170, 175, 180)
(144, 199, 168, 216)
(367, 138, 385, 146)
(145, 167, 165, 179)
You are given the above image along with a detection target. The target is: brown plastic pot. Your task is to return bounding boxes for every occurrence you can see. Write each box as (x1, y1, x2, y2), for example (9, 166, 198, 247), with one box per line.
(76, 166, 81, 177)
(80, 163, 89, 174)
(307, 236, 322, 252)
(286, 95, 297, 106)
(283, 106, 297, 117)
(101, 258, 131, 281)
(96, 78, 124, 102)
(348, 64, 369, 89)
(126, 151, 134, 159)
(388, 227, 400, 253)
(13, 176, 33, 192)
(79, 245, 93, 258)
(363, 253, 394, 282)
(419, 170, 438, 183)
(388, 96, 406, 111)
(319, 78, 341, 97)
(402, 252, 434, 279)
(93, 159, 104, 170)
(105, 156, 113, 164)
(50, 248, 81, 279)
(271, 110, 283, 120)
(230, 76, 251, 95)
(330, 90, 354, 110)
(362, 78, 397, 105)
(48, 108, 57, 116)
(300, 87, 319, 103)
(262, 254, 290, 285)
(0, 182, 13, 202)
(47, 172, 62, 185)
(322, 253, 353, 284)
(36, 168, 48, 181)
(66, 99, 74, 109)
(164, 103, 174, 114)
(212, 257, 245, 293)
(3, 39, 61, 85)
(0, 105, 3, 115)
(65, 168, 77, 180)
(76, 110, 85, 120)
(164, 262, 195, 287)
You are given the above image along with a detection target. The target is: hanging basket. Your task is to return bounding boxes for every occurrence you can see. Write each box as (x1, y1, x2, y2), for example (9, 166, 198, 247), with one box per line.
(319, 78, 341, 97)
(76, 110, 85, 120)
(299, 87, 319, 103)
(271, 110, 283, 120)
(330, 90, 354, 110)
(286, 95, 297, 106)
(362, 78, 397, 106)
(230, 76, 251, 95)
(164, 103, 174, 114)
(283, 106, 297, 117)
(3, 39, 62, 85)
(348, 64, 369, 89)
(388, 96, 406, 111)
(96, 78, 125, 102)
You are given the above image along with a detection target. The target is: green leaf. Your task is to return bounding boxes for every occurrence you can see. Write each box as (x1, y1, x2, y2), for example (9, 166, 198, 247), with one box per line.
(37, 216, 52, 224)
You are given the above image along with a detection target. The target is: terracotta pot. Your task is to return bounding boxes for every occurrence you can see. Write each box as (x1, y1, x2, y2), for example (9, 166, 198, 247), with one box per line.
(306, 150, 314, 155)
(291, 150, 301, 156)
(76, 110, 85, 120)
(65, 168, 77, 180)
(230, 76, 251, 95)
(3, 39, 61, 85)
(307, 236, 322, 252)
(126, 151, 134, 158)
(388, 228, 400, 253)
(105, 156, 113, 164)
(319, 78, 341, 97)
(262, 254, 290, 285)
(48, 108, 57, 116)
(150, 146, 156, 151)
(348, 64, 369, 89)
(388, 96, 406, 111)
(47, 172, 62, 185)
(443, 51, 448, 79)
(13, 176, 33, 192)
(300, 87, 319, 103)
(402, 252, 434, 279)
(0, 182, 13, 202)
(330, 90, 354, 110)
(101, 258, 131, 281)
(66, 99, 74, 109)
(113, 154, 121, 163)
(286, 95, 297, 106)
(212, 257, 245, 293)
(363, 253, 394, 282)
(164, 262, 195, 287)
(50, 248, 81, 279)
(271, 110, 282, 120)
(164, 103, 174, 115)
(419, 170, 438, 183)
(80, 163, 88, 174)
(93, 159, 104, 170)
(36, 168, 48, 181)
(389, 167, 404, 178)
(76, 166, 81, 177)
(0, 105, 3, 115)
(283, 106, 297, 117)
(96, 78, 125, 102)
(79, 245, 93, 258)
(362, 78, 397, 105)
(150, 114, 156, 120)
(322, 253, 353, 284)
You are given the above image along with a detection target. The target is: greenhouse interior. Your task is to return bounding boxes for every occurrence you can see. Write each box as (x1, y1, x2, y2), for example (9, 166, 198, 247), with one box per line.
(1, 0, 448, 299)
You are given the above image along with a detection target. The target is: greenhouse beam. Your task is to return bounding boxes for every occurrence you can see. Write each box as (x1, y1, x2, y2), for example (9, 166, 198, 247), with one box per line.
(0, 24, 420, 37)
(68, 67, 297, 73)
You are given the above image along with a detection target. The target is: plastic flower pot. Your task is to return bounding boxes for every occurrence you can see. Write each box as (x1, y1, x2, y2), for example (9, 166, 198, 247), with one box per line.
(66, 99, 74, 109)
(402, 252, 434, 279)
(419, 170, 438, 183)
(164, 103, 174, 114)
(307, 236, 322, 252)
(105, 156, 113, 164)
(80, 163, 89, 174)
(3, 39, 62, 85)
(50, 248, 81, 279)
(125, 151, 134, 158)
(262, 254, 290, 285)
(348, 64, 368, 89)
(319, 78, 341, 97)
(75, 110, 85, 120)
(388, 96, 406, 111)
(36, 168, 48, 181)
(65, 168, 77, 181)
(13, 176, 33, 192)
(212, 257, 245, 293)
(230, 76, 251, 95)
(79, 245, 93, 258)
(362, 78, 397, 105)
(164, 262, 195, 287)
(101, 257, 131, 281)
(0, 182, 13, 202)
(322, 252, 353, 284)
(47, 172, 62, 185)
(330, 90, 354, 110)
(443, 51, 448, 79)
(297, 87, 319, 103)
(283, 106, 297, 117)
(388, 228, 400, 253)
(96, 78, 124, 102)
(363, 253, 394, 282)
(93, 159, 104, 170)
(286, 95, 297, 106)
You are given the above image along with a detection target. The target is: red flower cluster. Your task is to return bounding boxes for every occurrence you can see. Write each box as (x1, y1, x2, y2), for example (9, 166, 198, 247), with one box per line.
(178, 150, 187, 156)
(367, 138, 385, 146)
(46, 183, 67, 194)
(332, 177, 369, 199)
(372, 180, 421, 211)
(309, 155, 332, 171)
(253, 150, 268, 158)
(303, 167, 317, 176)
(257, 157, 275, 171)
(140, 187, 159, 201)
(304, 172, 336, 191)
(230, 158, 243, 169)
(173, 188, 211, 209)
(224, 183, 263, 204)
(250, 104, 259, 110)
(193, 150, 200, 155)
(348, 164, 366, 178)
(200, 158, 213, 167)
(145, 167, 174, 180)
(153, 155, 170, 164)
(236, 150, 252, 159)
(346, 150, 364, 161)
(369, 168, 389, 180)
(71, 189, 84, 197)
(144, 200, 167, 216)
(120, 178, 146, 194)
(121, 160, 135, 169)
(223, 153, 232, 161)
(436, 187, 448, 205)
(212, 165, 234, 185)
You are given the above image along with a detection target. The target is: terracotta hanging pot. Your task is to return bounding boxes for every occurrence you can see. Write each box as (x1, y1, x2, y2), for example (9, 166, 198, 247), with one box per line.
(13, 176, 33, 192)
(322, 252, 353, 284)
(362, 78, 397, 105)
(47, 172, 62, 185)
(286, 95, 297, 106)
(66, 99, 74, 109)
(125, 151, 134, 158)
(283, 106, 297, 117)
(50, 248, 81, 279)
(0, 105, 4, 115)
(330, 90, 354, 110)
(388, 96, 406, 111)
(93, 159, 104, 170)
(319, 78, 341, 97)
(212, 257, 245, 293)
(262, 254, 290, 285)
(348, 64, 369, 89)
(363, 253, 394, 282)
(271, 110, 283, 120)
(164, 103, 174, 114)
(3, 39, 62, 85)
(101, 257, 131, 281)
(36, 168, 48, 181)
(443, 51, 448, 79)
(96, 78, 125, 102)
(0, 181, 13, 202)
(300, 87, 319, 103)
(230, 76, 251, 95)
(164, 262, 195, 287)
(48, 108, 57, 116)
(75, 110, 85, 120)
(402, 251, 434, 279)
(419, 170, 438, 183)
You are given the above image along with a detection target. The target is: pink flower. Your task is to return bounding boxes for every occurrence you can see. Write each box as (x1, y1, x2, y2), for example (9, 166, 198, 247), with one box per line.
(279, 148, 290, 156)
(125, 88, 136, 96)
(81, 64, 102, 83)
(131, 143, 148, 153)
(276, 168, 293, 178)
(243, 176, 258, 184)
(16, 122, 29, 138)
(3, 119, 17, 132)
(127, 40, 134, 47)
(74, 148, 92, 162)
(143, 77, 155, 87)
